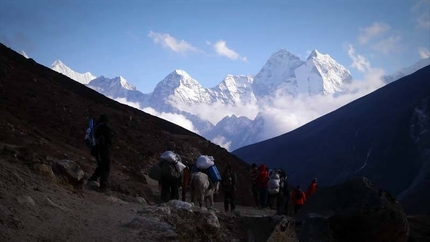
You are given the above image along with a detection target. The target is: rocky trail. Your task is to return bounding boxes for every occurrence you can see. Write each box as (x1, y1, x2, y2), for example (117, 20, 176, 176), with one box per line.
(0, 144, 296, 242)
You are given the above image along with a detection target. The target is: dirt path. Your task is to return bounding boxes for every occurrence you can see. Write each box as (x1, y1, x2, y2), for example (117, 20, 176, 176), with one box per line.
(0, 159, 148, 242)
(144, 175, 275, 217)
(0, 158, 276, 242)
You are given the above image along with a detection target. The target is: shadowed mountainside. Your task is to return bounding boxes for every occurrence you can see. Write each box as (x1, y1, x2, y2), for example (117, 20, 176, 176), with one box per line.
(233, 65, 430, 213)
(0, 43, 253, 205)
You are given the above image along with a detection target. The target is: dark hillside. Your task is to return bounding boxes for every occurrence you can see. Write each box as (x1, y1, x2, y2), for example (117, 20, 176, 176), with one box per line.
(233, 64, 430, 213)
(0, 43, 253, 205)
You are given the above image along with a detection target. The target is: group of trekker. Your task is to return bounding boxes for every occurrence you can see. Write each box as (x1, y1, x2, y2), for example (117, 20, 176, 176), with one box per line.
(86, 114, 237, 212)
(156, 145, 238, 213)
(85, 114, 316, 215)
(251, 163, 318, 215)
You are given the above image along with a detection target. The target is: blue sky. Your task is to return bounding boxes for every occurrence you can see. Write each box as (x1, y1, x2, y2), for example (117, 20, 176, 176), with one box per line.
(1, 0, 429, 93)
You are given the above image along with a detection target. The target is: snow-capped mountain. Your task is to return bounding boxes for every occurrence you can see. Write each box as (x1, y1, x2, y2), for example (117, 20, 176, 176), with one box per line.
(253, 49, 352, 98)
(296, 50, 352, 94)
(147, 70, 213, 112)
(205, 114, 253, 150)
(51, 60, 96, 85)
(88, 76, 149, 105)
(50, 49, 356, 151)
(384, 58, 430, 83)
(210, 75, 256, 105)
(253, 49, 304, 98)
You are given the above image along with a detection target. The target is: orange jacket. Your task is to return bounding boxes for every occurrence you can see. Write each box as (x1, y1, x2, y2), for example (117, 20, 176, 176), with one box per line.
(291, 189, 307, 205)
(306, 182, 318, 198)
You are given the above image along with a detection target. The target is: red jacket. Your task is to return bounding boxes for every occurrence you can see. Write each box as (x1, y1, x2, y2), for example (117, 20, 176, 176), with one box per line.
(292, 189, 307, 205)
(256, 164, 269, 188)
(306, 182, 318, 198)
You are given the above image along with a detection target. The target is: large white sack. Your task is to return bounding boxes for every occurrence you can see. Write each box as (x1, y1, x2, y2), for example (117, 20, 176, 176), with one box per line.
(196, 155, 215, 169)
(175, 161, 186, 173)
(268, 178, 280, 190)
(268, 188, 279, 195)
(269, 173, 280, 180)
(161, 151, 178, 164)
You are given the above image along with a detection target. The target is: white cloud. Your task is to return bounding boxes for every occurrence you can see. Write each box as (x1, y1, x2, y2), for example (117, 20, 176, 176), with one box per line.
(412, 0, 430, 29)
(213, 40, 247, 61)
(418, 47, 430, 58)
(253, 67, 386, 144)
(170, 97, 259, 126)
(113, 98, 141, 110)
(148, 31, 198, 53)
(206, 40, 211, 45)
(347, 44, 371, 72)
(370, 35, 402, 54)
(142, 107, 198, 133)
(211, 136, 232, 151)
(358, 22, 391, 44)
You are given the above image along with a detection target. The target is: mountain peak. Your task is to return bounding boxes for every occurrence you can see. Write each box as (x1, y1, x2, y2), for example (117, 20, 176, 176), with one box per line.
(51, 60, 65, 68)
(171, 69, 191, 78)
(50, 60, 96, 85)
(116, 76, 135, 90)
(307, 49, 321, 60)
(270, 49, 300, 60)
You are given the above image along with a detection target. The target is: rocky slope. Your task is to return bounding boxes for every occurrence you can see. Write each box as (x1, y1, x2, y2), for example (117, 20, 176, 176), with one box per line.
(0, 43, 253, 206)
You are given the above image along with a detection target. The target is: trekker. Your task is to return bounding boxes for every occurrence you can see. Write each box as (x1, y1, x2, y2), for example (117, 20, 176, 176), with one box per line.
(89, 114, 113, 192)
(181, 163, 192, 202)
(222, 165, 237, 212)
(160, 141, 182, 202)
(251, 163, 259, 207)
(283, 172, 291, 215)
(268, 169, 281, 209)
(292, 185, 306, 214)
(305, 178, 318, 199)
(276, 170, 289, 215)
(256, 164, 269, 209)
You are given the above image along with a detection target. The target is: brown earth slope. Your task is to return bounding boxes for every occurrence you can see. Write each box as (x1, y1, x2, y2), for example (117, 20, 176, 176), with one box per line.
(0, 43, 253, 205)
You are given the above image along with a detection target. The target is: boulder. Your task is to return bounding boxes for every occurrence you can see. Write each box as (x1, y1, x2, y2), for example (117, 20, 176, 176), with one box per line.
(165, 200, 193, 210)
(266, 216, 297, 242)
(50, 160, 84, 184)
(200, 209, 220, 231)
(33, 163, 56, 183)
(16, 195, 36, 207)
(296, 177, 409, 242)
(136, 197, 148, 205)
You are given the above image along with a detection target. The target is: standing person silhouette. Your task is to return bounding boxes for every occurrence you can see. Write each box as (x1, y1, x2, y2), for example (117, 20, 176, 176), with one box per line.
(89, 114, 113, 192)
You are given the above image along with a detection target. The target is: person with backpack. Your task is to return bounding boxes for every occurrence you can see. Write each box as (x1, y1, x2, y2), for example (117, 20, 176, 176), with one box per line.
(291, 185, 306, 214)
(89, 114, 113, 192)
(256, 164, 269, 210)
(160, 141, 182, 202)
(222, 165, 237, 212)
(251, 163, 259, 207)
(276, 170, 290, 215)
(305, 178, 318, 199)
(267, 169, 281, 209)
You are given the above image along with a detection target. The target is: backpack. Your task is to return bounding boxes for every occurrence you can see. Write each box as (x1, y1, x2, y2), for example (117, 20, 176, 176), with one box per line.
(295, 189, 303, 199)
(84, 117, 96, 150)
